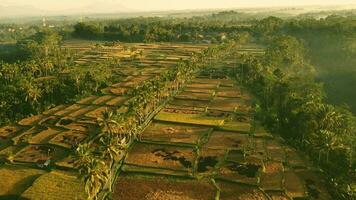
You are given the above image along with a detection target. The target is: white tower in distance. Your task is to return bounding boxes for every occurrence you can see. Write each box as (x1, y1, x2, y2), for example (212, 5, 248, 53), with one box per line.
(42, 17, 47, 27)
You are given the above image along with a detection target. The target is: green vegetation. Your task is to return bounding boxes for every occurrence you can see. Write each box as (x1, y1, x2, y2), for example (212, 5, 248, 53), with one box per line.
(254, 15, 356, 113)
(236, 32, 356, 198)
(72, 17, 250, 43)
(0, 30, 121, 125)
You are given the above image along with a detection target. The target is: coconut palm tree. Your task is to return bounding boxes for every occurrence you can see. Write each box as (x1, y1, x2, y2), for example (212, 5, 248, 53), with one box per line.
(82, 158, 109, 200)
(97, 109, 118, 136)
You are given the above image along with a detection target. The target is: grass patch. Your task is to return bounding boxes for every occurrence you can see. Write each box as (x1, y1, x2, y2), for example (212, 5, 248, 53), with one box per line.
(218, 121, 252, 133)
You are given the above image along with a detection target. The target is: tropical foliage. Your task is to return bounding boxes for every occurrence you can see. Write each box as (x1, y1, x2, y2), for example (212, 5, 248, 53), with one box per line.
(0, 30, 121, 126)
(236, 34, 356, 199)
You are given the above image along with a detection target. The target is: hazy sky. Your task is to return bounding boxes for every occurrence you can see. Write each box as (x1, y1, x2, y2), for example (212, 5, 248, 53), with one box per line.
(2, 0, 356, 11)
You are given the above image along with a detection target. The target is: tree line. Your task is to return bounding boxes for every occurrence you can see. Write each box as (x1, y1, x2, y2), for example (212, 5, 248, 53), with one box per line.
(253, 15, 356, 114)
(236, 33, 355, 199)
(72, 16, 250, 43)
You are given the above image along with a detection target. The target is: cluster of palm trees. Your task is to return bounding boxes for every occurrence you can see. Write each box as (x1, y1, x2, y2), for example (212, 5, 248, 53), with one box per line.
(236, 36, 356, 199)
(75, 43, 233, 200)
(0, 30, 126, 126)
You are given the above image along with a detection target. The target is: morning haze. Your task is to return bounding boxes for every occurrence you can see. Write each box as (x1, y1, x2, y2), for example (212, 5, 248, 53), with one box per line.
(0, 1, 355, 200)
(1, 0, 356, 17)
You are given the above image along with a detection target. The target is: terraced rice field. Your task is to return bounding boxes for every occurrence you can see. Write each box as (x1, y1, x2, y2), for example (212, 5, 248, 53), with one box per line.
(0, 41, 208, 199)
(0, 42, 332, 200)
(114, 68, 332, 200)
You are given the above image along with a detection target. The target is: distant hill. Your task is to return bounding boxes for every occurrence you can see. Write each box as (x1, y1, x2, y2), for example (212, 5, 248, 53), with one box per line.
(0, 5, 45, 18)
(0, 3, 135, 19)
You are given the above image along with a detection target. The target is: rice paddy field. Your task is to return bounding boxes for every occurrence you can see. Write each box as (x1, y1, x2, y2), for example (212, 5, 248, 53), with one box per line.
(115, 66, 332, 200)
(0, 41, 332, 200)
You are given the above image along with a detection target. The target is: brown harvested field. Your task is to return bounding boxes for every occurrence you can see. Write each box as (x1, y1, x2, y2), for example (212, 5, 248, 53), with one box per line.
(216, 86, 243, 98)
(108, 87, 129, 95)
(42, 105, 68, 115)
(13, 145, 68, 164)
(142, 122, 211, 144)
(12, 126, 47, 145)
(114, 175, 216, 200)
(67, 105, 98, 118)
(49, 130, 87, 149)
(76, 95, 99, 105)
(204, 131, 249, 150)
(18, 115, 46, 126)
(21, 170, 87, 200)
(218, 161, 260, 185)
(283, 171, 307, 199)
(170, 99, 211, 108)
(125, 143, 195, 171)
(53, 104, 85, 117)
(0, 165, 45, 196)
(217, 181, 269, 200)
(105, 96, 128, 106)
(260, 171, 284, 191)
(265, 191, 290, 200)
(0, 125, 24, 140)
(209, 97, 250, 112)
(91, 95, 116, 105)
(183, 87, 214, 94)
(28, 128, 62, 144)
(175, 91, 212, 101)
(85, 106, 110, 119)
(185, 83, 219, 89)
